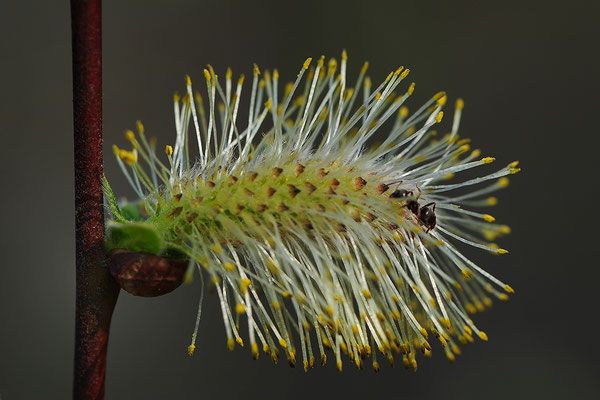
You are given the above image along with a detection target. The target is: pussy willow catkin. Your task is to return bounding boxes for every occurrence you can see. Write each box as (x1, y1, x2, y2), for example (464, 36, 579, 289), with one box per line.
(106, 52, 519, 372)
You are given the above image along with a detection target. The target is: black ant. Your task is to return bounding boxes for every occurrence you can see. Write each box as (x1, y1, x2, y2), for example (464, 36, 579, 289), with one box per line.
(389, 183, 437, 233)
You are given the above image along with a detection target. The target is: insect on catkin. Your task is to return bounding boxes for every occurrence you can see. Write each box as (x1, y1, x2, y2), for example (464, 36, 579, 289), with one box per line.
(105, 52, 520, 372)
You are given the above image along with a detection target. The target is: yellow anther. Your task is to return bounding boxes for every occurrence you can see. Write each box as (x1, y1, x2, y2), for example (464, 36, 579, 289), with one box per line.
(259, 79, 265, 88)
(436, 111, 444, 123)
(344, 88, 354, 100)
(210, 275, 220, 284)
(135, 120, 144, 133)
(478, 331, 488, 341)
(497, 248, 509, 254)
(465, 303, 477, 314)
(112, 144, 120, 155)
(420, 328, 429, 339)
(375, 92, 382, 101)
(187, 344, 195, 356)
(461, 269, 473, 281)
(273, 68, 279, 79)
(342, 49, 348, 60)
(437, 95, 447, 106)
(471, 149, 481, 158)
(165, 145, 173, 156)
(500, 225, 511, 234)
(173, 91, 180, 102)
(237, 74, 245, 85)
(394, 66, 404, 76)
(211, 243, 223, 253)
(360, 61, 370, 75)
(385, 71, 394, 83)
(498, 177, 510, 187)
(236, 337, 244, 347)
(251, 342, 259, 359)
(510, 167, 521, 174)
(223, 262, 235, 271)
(400, 68, 410, 79)
(227, 337, 235, 351)
(265, 98, 272, 111)
(498, 293, 509, 302)
(407, 82, 415, 96)
(225, 68, 232, 80)
(456, 98, 464, 110)
(125, 129, 135, 142)
(483, 214, 496, 222)
(361, 289, 372, 299)
(182, 93, 190, 104)
(483, 297, 493, 308)
(235, 303, 246, 314)
(364, 77, 372, 89)
(509, 161, 519, 168)
(446, 352, 455, 362)
(203, 69, 211, 82)
(253, 63, 260, 76)
(303, 57, 312, 70)
(240, 278, 251, 294)
(504, 284, 515, 294)
(481, 157, 495, 164)
(325, 305, 334, 316)
(279, 338, 288, 349)
(185, 74, 192, 86)
(487, 197, 498, 206)
(400, 106, 409, 119)
(317, 56, 324, 69)
(328, 58, 337, 75)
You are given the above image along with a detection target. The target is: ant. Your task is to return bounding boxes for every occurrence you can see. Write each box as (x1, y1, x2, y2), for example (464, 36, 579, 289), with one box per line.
(389, 183, 437, 233)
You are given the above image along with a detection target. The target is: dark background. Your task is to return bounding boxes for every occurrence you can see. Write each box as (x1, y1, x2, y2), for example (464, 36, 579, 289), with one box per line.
(1, 0, 598, 398)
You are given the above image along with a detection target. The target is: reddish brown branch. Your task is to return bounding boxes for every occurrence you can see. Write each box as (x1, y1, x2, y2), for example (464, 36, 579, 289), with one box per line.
(72, 0, 120, 398)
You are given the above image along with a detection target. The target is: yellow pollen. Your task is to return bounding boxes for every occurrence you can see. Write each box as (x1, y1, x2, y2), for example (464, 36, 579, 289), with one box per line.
(240, 278, 251, 294)
(253, 63, 260, 76)
(436, 111, 444, 123)
(497, 248, 509, 254)
(235, 303, 246, 314)
(187, 344, 195, 356)
(400, 106, 409, 118)
(471, 149, 481, 158)
(342, 49, 348, 60)
(211, 243, 223, 253)
(504, 284, 515, 293)
(481, 157, 495, 164)
(509, 161, 520, 168)
(238, 74, 245, 85)
(456, 98, 464, 109)
(223, 262, 235, 271)
(483, 214, 496, 222)
(173, 91, 180, 102)
(303, 57, 312, 70)
(203, 69, 211, 82)
(165, 145, 173, 156)
(227, 338, 235, 351)
(185, 74, 192, 86)
(265, 98, 272, 111)
(407, 82, 415, 95)
(279, 338, 288, 349)
(487, 197, 498, 206)
(478, 331, 488, 341)
(400, 68, 410, 79)
(498, 177, 510, 187)
(125, 129, 135, 142)
(237, 337, 244, 347)
(361, 61, 370, 74)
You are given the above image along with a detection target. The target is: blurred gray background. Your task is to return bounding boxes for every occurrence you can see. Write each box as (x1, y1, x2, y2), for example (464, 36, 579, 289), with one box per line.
(1, 0, 599, 398)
